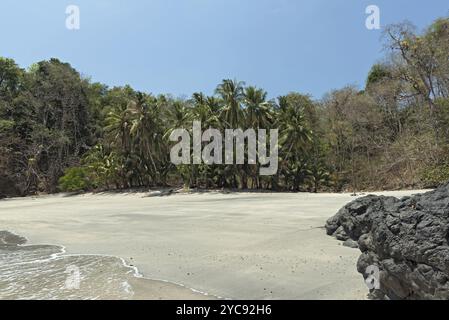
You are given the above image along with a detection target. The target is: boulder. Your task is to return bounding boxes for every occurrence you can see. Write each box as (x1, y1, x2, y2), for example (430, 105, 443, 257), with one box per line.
(325, 183, 449, 300)
(343, 239, 359, 249)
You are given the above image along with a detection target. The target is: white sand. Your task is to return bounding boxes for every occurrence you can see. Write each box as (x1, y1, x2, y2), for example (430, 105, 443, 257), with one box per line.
(0, 189, 429, 300)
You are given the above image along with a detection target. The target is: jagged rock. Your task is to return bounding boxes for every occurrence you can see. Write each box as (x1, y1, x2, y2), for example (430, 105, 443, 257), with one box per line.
(325, 182, 449, 300)
(343, 239, 359, 249)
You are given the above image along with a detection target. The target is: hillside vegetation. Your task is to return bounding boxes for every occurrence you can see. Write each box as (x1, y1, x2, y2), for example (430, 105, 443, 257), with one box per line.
(1, 17, 448, 196)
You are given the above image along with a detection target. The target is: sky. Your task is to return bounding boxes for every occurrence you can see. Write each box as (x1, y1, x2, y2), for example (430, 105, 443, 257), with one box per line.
(0, 0, 448, 100)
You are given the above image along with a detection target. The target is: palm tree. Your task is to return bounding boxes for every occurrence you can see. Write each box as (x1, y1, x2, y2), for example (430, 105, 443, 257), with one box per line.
(192, 92, 220, 128)
(189, 93, 223, 188)
(83, 80, 330, 192)
(242, 86, 274, 188)
(128, 93, 166, 186)
(216, 79, 245, 128)
(164, 100, 191, 138)
(277, 95, 313, 191)
(105, 106, 132, 153)
(278, 96, 312, 159)
(243, 86, 272, 129)
(104, 104, 136, 188)
(206, 96, 221, 115)
(215, 80, 246, 188)
(308, 163, 330, 193)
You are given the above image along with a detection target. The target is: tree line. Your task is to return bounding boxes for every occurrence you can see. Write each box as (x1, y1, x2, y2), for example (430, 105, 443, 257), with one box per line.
(1, 17, 448, 197)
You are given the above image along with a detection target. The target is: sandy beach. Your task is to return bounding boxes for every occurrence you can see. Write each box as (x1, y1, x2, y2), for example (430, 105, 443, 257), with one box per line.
(0, 189, 428, 300)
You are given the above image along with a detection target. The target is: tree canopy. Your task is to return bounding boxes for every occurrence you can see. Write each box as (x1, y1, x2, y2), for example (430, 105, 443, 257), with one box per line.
(1, 16, 448, 197)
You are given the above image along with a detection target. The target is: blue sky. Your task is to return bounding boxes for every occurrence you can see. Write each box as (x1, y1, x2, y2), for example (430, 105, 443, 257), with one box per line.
(0, 0, 448, 99)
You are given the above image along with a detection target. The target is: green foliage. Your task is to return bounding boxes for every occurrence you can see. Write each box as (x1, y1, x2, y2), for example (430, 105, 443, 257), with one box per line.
(366, 64, 391, 88)
(420, 164, 449, 188)
(58, 167, 91, 192)
(0, 57, 23, 97)
(1, 16, 449, 196)
(0, 119, 14, 132)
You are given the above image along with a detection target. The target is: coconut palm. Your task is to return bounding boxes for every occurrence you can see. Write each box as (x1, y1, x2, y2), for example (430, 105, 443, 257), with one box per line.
(242, 87, 274, 188)
(192, 92, 220, 128)
(278, 96, 312, 159)
(164, 100, 191, 139)
(277, 95, 314, 191)
(128, 93, 167, 186)
(243, 86, 273, 129)
(216, 79, 245, 128)
(215, 80, 246, 188)
(105, 106, 132, 153)
(77, 80, 331, 192)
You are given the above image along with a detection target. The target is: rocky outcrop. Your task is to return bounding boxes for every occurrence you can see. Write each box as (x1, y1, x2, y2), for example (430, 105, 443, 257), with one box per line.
(326, 183, 449, 300)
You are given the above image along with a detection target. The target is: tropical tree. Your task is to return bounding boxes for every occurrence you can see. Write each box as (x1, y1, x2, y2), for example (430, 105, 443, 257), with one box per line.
(216, 79, 245, 128)
(277, 94, 313, 191)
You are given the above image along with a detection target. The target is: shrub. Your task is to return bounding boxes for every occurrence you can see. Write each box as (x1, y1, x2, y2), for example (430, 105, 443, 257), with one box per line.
(58, 167, 91, 192)
(420, 164, 449, 188)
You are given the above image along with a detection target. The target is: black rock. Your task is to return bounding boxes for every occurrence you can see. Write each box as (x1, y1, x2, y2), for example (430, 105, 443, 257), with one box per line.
(343, 239, 359, 249)
(325, 182, 449, 300)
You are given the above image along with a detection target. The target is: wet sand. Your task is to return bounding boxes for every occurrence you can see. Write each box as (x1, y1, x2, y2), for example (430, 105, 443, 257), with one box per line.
(0, 230, 216, 300)
(0, 190, 428, 300)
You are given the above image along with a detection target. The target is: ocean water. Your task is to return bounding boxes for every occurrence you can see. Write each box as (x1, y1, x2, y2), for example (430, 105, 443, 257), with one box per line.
(0, 231, 139, 300)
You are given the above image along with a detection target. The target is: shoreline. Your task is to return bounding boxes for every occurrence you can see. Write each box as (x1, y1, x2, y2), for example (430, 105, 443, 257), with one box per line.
(0, 189, 431, 299)
(1, 185, 433, 201)
(0, 229, 216, 300)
